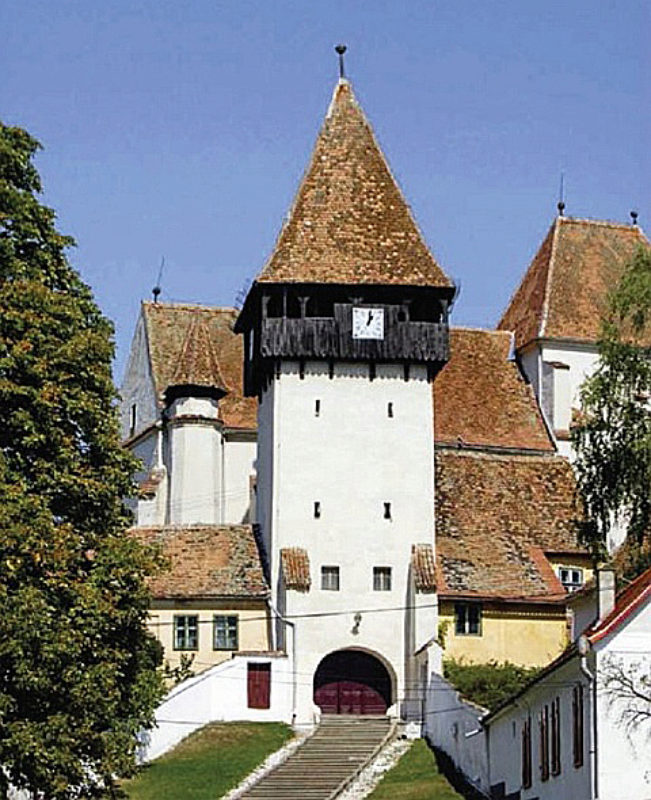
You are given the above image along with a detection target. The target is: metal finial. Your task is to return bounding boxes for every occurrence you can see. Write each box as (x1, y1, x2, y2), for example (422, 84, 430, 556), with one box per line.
(630, 209, 639, 226)
(153, 256, 165, 303)
(335, 44, 347, 79)
(557, 172, 565, 216)
(152, 285, 161, 303)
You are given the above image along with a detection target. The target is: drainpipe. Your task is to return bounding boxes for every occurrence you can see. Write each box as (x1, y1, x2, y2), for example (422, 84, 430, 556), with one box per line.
(267, 598, 297, 725)
(578, 636, 598, 799)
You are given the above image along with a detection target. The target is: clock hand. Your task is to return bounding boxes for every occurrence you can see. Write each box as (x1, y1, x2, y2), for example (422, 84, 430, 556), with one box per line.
(367, 311, 373, 325)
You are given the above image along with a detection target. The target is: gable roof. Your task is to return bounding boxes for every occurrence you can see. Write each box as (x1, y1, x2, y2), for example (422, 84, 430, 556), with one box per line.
(256, 80, 451, 288)
(433, 328, 553, 451)
(498, 217, 649, 349)
(132, 524, 268, 599)
(142, 302, 257, 429)
(588, 565, 651, 644)
(435, 450, 583, 600)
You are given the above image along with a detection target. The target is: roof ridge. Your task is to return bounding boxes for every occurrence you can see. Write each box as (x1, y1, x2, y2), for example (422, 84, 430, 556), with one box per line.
(451, 325, 511, 336)
(143, 300, 236, 313)
(559, 215, 648, 235)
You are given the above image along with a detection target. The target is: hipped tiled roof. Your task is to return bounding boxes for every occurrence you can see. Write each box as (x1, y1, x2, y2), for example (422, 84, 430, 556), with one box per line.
(499, 217, 649, 349)
(142, 302, 257, 429)
(132, 524, 268, 599)
(256, 81, 451, 288)
(280, 547, 311, 591)
(435, 450, 583, 600)
(169, 315, 226, 394)
(434, 328, 553, 451)
(412, 544, 437, 592)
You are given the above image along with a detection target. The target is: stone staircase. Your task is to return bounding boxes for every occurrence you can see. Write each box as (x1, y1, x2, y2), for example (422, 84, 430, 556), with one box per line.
(240, 715, 393, 799)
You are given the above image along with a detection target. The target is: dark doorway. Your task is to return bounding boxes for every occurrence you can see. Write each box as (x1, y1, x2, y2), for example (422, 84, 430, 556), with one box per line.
(313, 650, 391, 714)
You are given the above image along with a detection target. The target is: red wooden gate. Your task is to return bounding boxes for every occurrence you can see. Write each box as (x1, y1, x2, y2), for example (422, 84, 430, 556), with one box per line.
(313, 651, 391, 715)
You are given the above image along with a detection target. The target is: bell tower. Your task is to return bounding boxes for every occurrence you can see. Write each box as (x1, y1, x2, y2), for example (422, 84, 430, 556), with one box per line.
(236, 72, 452, 726)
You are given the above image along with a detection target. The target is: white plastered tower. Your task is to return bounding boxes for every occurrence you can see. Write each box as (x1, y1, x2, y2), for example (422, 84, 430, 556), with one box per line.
(236, 78, 454, 726)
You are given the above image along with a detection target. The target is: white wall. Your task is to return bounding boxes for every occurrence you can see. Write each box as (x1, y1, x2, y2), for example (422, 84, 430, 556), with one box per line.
(222, 434, 256, 523)
(139, 654, 293, 763)
(595, 599, 651, 800)
(120, 312, 159, 440)
(487, 657, 592, 800)
(423, 673, 489, 795)
(258, 361, 437, 725)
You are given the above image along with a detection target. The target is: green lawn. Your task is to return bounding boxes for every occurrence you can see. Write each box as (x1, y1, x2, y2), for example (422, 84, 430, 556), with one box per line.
(121, 722, 293, 800)
(368, 739, 465, 800)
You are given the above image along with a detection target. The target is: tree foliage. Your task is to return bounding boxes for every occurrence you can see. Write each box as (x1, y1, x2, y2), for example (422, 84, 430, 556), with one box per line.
(443, 659, 541, 713)
(572, 245, 651, 574)
(0, 122, 164, 797)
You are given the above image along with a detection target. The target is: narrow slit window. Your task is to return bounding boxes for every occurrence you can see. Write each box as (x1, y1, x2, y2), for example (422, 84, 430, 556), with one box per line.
(384, 502, 392, 520)
(387, 402, 394, 418)
(314, 501, 321, 519)
(315, 399, 321, 417)
(129, 403, 137, 437)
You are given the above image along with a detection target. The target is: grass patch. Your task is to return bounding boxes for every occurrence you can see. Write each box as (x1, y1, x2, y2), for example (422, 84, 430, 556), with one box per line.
(121, 722, 292, 800)
(368, 739, 465, 799)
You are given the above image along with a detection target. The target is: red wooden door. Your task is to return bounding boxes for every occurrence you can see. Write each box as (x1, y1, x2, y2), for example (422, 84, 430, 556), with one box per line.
(314, 680, 388, 714)
(247, 663, 271, 709)
(314, 650, 391, 715)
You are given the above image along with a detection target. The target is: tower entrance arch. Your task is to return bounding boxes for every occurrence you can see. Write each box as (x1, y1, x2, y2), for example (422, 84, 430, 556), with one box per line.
(313, 649, 392, 715)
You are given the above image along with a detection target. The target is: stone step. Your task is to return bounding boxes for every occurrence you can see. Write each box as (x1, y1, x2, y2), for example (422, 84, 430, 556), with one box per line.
(239, 716, 392, 798)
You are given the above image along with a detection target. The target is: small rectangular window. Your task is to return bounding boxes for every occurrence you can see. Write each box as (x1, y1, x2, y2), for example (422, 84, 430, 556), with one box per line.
(558, 567, 584, 592)
(314, 501, 321, 519)
(213, 615, 238, 650)
(454, 602, 482, 635)
(522, 716, 532, 789)
(387, 402, 394, 418)
(173, 615, 198, 651)
(384, 502, 392, 519)
(551, 696, 561, 776)
(540, 704, 550, 781)
(373, 567, 392, 591)
(573, 685, 584, 768)
(321, 566, 340, 591)
(315, 399, 321, 416)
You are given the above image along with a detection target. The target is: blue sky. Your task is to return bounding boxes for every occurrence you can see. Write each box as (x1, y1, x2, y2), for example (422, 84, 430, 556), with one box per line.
(2, 1, 649, 381)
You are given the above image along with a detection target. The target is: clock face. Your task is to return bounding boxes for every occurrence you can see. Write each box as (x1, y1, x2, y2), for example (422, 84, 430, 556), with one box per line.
(352, 307, 384, 340)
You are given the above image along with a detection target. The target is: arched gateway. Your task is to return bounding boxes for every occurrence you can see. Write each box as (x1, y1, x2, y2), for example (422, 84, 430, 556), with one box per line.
(313, 650, 392, 715)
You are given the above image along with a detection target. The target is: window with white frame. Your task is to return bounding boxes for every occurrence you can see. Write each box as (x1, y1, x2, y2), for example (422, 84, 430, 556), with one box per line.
(454, 602, 482, 635)
(213, 615, 238, 650)
(321, 566, 340, 591)
(373, 567, 392, 591)
(173, 615, 198, 650)
(558, 567, 584, 592)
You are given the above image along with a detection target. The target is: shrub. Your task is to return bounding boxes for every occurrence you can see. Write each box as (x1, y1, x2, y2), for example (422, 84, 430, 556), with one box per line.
(443, 658, 542, 712)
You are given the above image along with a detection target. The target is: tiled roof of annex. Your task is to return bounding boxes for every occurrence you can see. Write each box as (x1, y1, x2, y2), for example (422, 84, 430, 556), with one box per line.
(412, 544, 437, 592)
(256, 80, 451, 288)
(498, 217, 649, 350)
(132, 524, 268, 600)
(142, 302, 257, 429)
(433, 327, 553, 451)
(435, 450, 583, 601)
(280, 548, 311, 591)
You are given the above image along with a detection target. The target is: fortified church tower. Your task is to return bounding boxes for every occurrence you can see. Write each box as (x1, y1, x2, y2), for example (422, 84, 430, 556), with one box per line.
(236, 70, 454, 726)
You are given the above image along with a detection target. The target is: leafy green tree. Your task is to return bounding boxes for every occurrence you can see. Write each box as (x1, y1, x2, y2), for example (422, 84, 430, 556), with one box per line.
(0, 123, 164, 797)
(572, 245, 651, 576)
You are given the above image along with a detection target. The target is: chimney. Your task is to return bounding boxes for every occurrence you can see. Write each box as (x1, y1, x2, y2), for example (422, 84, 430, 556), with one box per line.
(596, 566, 616, 623)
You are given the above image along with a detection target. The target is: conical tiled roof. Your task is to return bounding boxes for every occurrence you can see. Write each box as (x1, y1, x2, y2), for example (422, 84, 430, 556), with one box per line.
(256, 80, 451, 288)
(169, 314, 227, 394)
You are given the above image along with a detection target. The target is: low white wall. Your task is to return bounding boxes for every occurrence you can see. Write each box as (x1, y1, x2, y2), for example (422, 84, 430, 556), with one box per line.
(139, 654, 294, 762)
(422, 673, 489, 796)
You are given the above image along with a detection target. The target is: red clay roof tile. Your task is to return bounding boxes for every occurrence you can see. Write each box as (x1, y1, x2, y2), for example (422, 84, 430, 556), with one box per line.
(412, 544, 437, 592)
(434, 328, 553, 451)
(280, 547, 311, 591)
(499, 217, 649, 349)
(142, 302, 257, 429)
(257, 81, 451, 288)
(131, 524, 267, 599)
